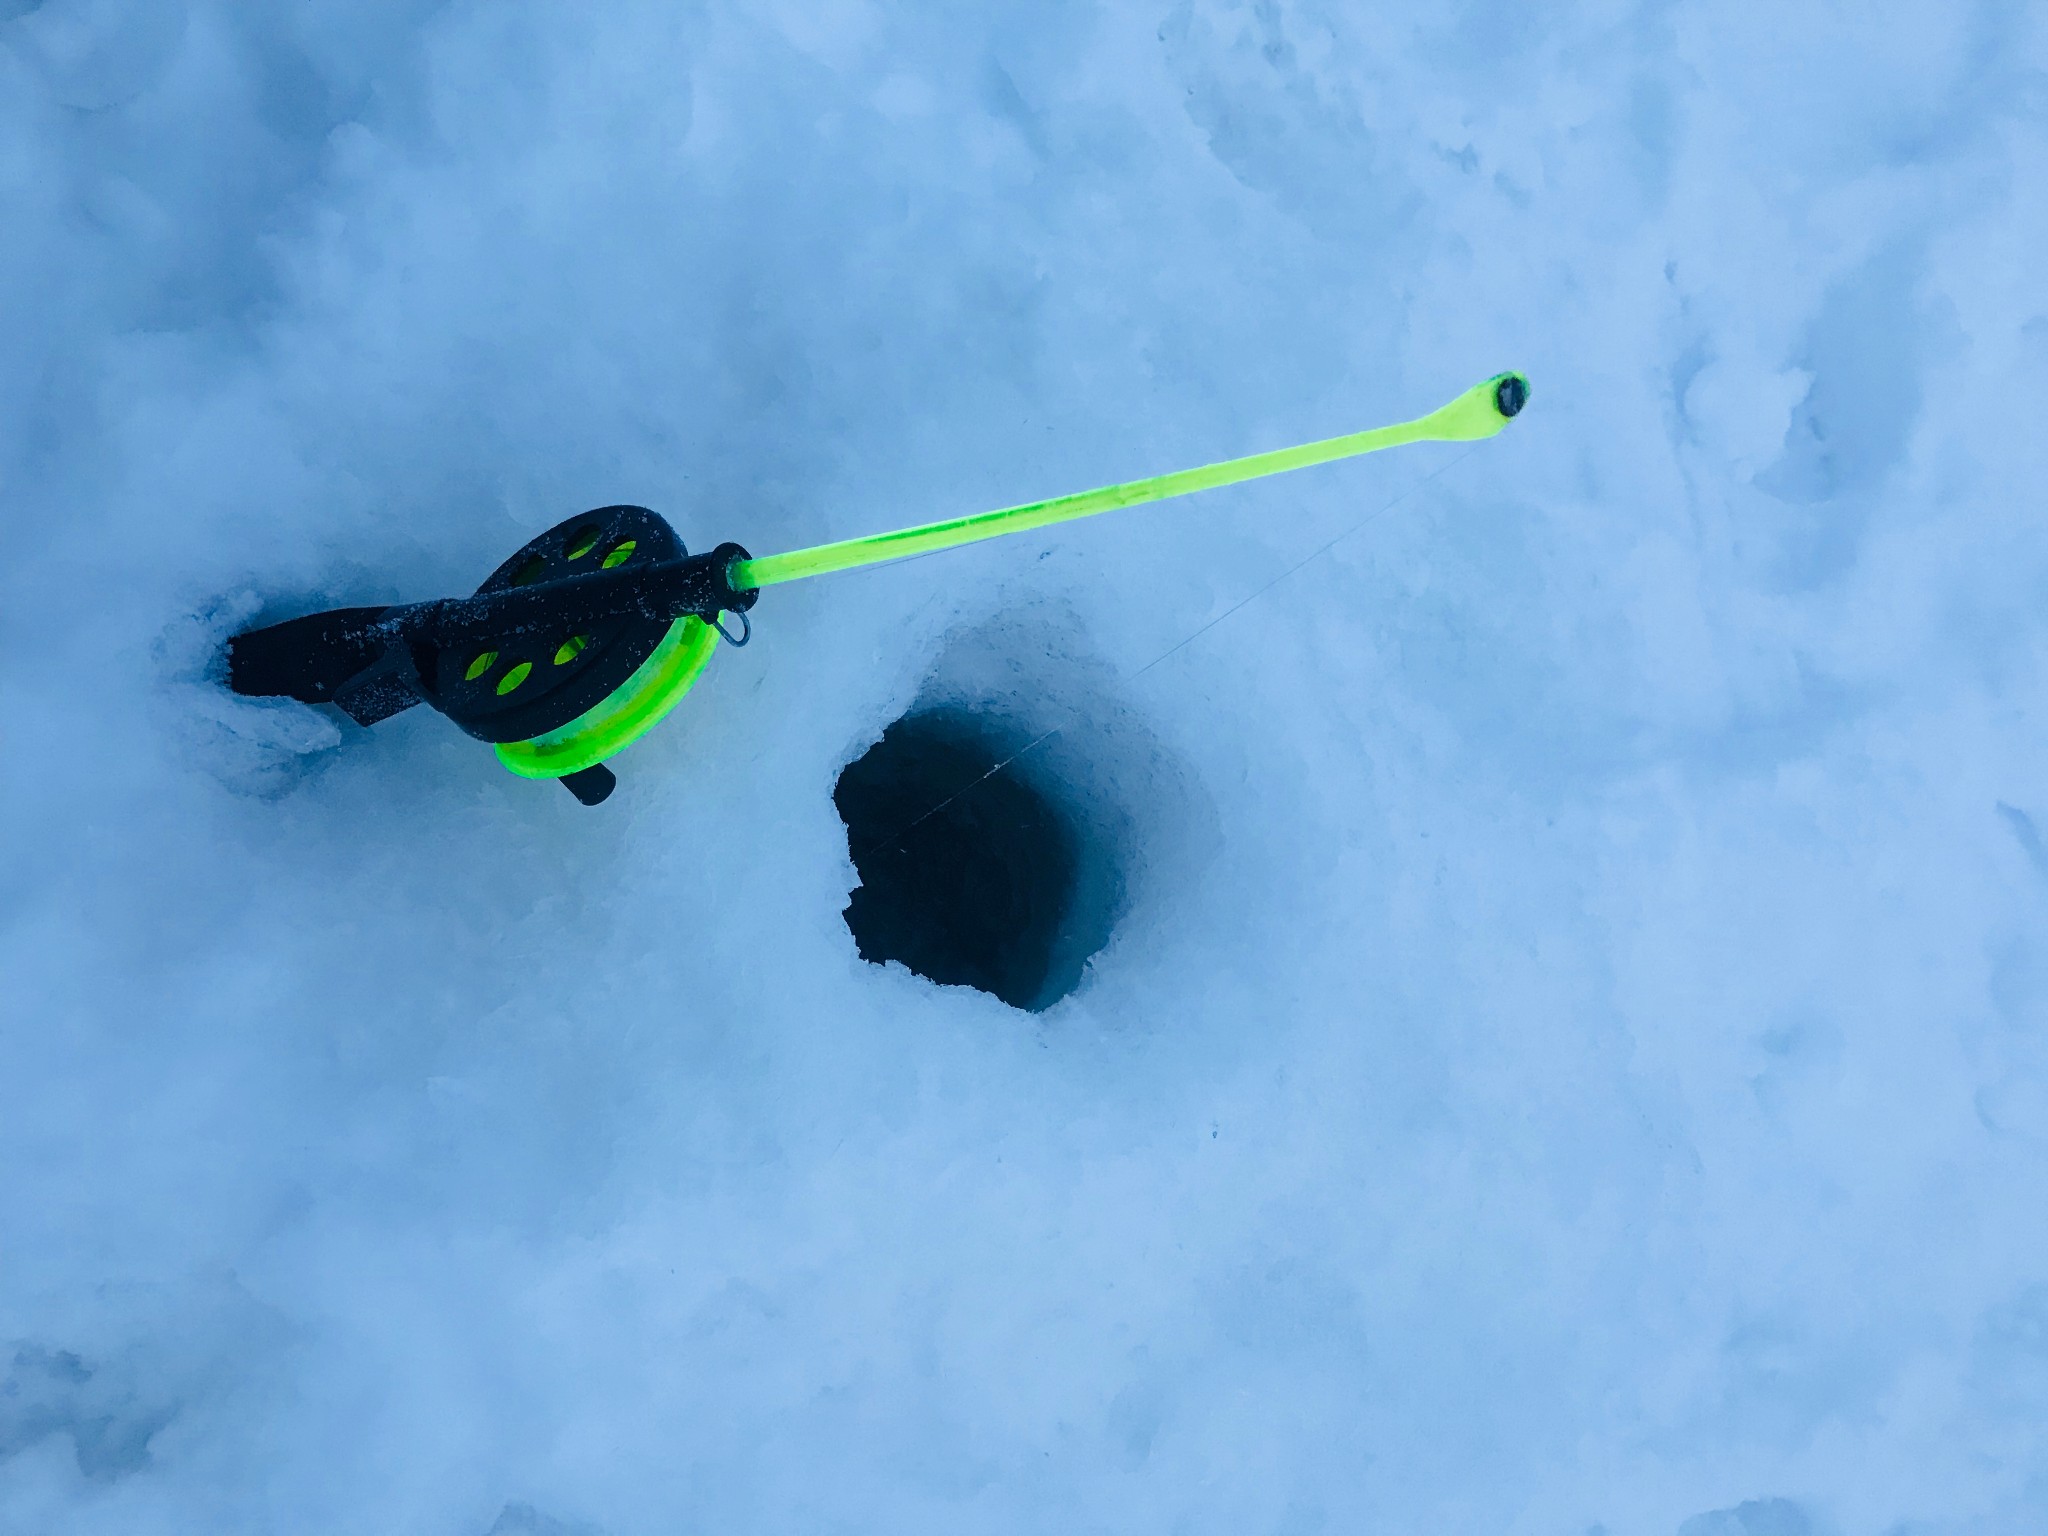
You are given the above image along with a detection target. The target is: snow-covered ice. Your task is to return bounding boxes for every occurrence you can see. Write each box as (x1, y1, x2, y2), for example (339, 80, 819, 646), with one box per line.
(4, 2, 2046, 1531)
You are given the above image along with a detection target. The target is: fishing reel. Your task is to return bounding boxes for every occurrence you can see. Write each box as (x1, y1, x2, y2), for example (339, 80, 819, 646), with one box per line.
(227, 505, 757, 804)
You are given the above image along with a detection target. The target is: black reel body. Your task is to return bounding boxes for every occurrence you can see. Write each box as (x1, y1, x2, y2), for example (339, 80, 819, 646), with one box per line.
(426, 506, 682, 744)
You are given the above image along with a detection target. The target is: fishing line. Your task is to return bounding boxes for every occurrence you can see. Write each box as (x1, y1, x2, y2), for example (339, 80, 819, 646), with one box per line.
(1128, 443, 1477, 682)
(852, 443, 1481, 858)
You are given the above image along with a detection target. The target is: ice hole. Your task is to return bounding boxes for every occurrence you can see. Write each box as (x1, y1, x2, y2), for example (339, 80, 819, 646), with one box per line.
(835, 706, 1114, 1011)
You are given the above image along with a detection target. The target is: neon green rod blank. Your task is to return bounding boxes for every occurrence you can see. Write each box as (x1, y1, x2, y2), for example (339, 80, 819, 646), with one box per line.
(731, 371, 1529, 591)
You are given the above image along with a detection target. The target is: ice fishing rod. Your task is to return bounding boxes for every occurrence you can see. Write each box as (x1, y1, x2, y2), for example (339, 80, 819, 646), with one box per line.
(226, 371, 1530, 805)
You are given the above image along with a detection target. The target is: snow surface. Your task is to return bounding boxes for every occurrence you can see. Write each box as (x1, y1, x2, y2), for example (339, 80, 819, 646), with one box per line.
(4, 2, 2047, 1532)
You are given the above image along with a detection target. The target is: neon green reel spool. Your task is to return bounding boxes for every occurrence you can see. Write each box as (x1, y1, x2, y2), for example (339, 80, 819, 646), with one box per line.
(495, 613, 720, 781)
